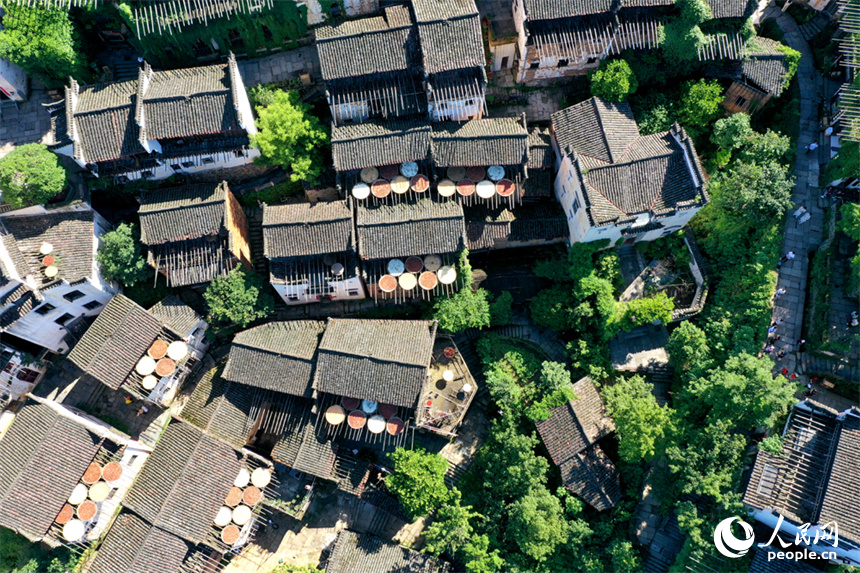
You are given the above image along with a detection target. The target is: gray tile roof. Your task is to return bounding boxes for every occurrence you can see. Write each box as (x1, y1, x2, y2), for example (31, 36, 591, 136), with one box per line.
(223, 321, 326, 397)
(464, 201, 567, 250)
(819, 410, 860, 546)
(313, 319, 435, 408)
(327, 530, 451, 573)
(552, 97, 640, 163)
(706, 0, 758, 19)
(535, 377, 620, 511)
(412, 0, 485, 74)
(73, 80, 141, 163)
(528, 126, 554, 170)
(139, 183, 228, 245)
(0, 285, 40, 330)
(272, 421, 337, 480)
(742, 37, 792, 97)
(0, 209, 96, 282)
(263, 201, 353, 259)
(149, 235, 235, 288)
(179, 363, 255, 448)
(331, 119, 432, 172)
(147, 295, 203, 338)
(68, 294, 162, 390)
(87, 512, 194, 573)
(356, 197, 466, 260)
(431, 117, 529, 167)
(122, 420, 243, 545)
(0, 400, 102, 541)
(521, 0, 673, 21)
(316, 5, 418, 80)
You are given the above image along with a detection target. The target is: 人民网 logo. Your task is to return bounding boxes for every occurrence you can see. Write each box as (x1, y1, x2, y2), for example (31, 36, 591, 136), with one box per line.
(714, 517, 755, 558)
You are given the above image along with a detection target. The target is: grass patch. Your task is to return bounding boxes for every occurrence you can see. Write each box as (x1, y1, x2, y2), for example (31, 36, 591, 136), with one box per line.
(238, 180, 303, 207)
(75, 403, 132, 435)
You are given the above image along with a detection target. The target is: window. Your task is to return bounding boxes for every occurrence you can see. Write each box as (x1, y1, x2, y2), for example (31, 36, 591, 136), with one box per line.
(63, 290, 85, 302)
(530, 61, 540, 69)
(234, 150, 244, 158)
(201, 157, 215, 165)
(170, 164, 181, 171)
(587, 57, 598, 64)
(127, 454, 138, 466)
(572, 195, 581, 213)
(54, 313, 73, 325)
(34, 303, 55, 316)
(734, 95, 747, 107)
(83, 300, 101, 310)
(348, 290, 359, 296)
(107, 487, 119, 500)
(141, 170, 154, 179)
(116, 176, 130, 184)
(181, 161, 194, 168)
(15, 368, 39, 383)
(288, 294, 299, 301)
(558, 58, 569, 68)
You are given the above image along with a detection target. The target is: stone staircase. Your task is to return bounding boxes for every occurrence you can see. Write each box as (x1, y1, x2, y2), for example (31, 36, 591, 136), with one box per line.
(646, 365, 675, 407)
(244, 205, 268, 276)
(799, 352, 860, 383)
(797, 1, 839, 41)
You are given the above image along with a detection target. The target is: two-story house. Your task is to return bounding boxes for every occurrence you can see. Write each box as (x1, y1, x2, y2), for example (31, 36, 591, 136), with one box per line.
(551, 97, 708, 245)
(49, 54, 259, 182)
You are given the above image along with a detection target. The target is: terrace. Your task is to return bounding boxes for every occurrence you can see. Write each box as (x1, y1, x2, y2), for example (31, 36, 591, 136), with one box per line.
(416, 335, 479, 437)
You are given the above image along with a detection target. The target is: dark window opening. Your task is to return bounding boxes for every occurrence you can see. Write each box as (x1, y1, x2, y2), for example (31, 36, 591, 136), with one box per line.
(15, 368, 39, 383)
(530, 60, 540, 69)
(54, 313, 73, 325)
(63, 290, 85, 302)
(83, 300, 101, 310)
(572, 195, 581, 213)
(261, 25, 273, 40)
(141, 170, 154, 179)
(501, 56, 509, 68)
(201, 157, 215, 165)
(181, 161, 194, 168)
(234, 150, 244, 158)
(587, 57, 598, 64)
(170, 164, 181, 171)
(734, 95, 747, 107)
(35, 303, 55, 316)
(558, 58, 569, 68)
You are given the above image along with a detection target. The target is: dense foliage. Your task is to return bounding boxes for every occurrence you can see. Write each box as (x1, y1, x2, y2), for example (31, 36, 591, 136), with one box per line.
(0, 528, 80, 573)
(660, 0, 711, 63)
(838, 203, 860, 297)
(203, 268, 274, 327)
(589, 59, 638, 102)
(0, 5, 87, 88)
(252, 90, 329, 184)
(432, 251, 495, 333)
(0, 144, 67, 208)
(602, 376, 674, 463)
(96, 223, 149, 287)
(386, 448, 450, 520)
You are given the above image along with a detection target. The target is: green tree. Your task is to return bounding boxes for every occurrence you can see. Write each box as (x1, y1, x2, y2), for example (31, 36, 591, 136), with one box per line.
(823, 140, 860, 184)
(461, 534, 504, 573)
(529, 285, 575, 331)
(618, 292, 674, 331)
(660, 0, 711, 62)
(838, 203, 860, 240)
(710, 161, 794, 224)
(267, 565, 322, 573)
(252, 90, 328, 184)
(684, 353, 799, 430)
(589, 59, 639, 102)
(203, 267, 274, 327)
(505, 486, 569, 563)
(736, 130, 792, 165)
(432, 288, 492, 333)
(489, 291, 513, 326)
(0, 5, 87, 88)
(666, 420, 747, 503)
(0, 144, 67, 208)
(96, 223, 149, 287)
(666, 321, 713, 379)
(603, 376, 675, 462)
(609, 540, 643, 573)
(423, 489, 481, 557)
(711, 113, 753, 150)
(385, 448, 450, 519)
(676, 80, 724, 134)
(537, 361, 570, 393)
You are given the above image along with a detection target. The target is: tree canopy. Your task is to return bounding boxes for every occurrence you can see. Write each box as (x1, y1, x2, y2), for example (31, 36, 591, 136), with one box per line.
(252, 90, 328, 184)
(603, 376, 675, 463)
(0, 144, 67, 208)
(203, 267, 274, 327)
(385, 448, 450, 520)
(676, 80, 725, 136)
(589, 59, 638, 102)
(505, 486, 570, 563)
(96, 223, 149, 287)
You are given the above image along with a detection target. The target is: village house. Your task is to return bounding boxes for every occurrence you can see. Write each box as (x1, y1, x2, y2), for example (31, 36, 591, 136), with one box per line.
(0, 203, 118, 355)
(743, 403, 860, 567)
(722, 37, 793, 114)
(0, 56, 27, 103)
(0, 398, 150, 546)
(551, 97, 709, 245)
(48, 54, 258, 182)
(512, 0, 672, 84)
(412, 0, 487, 121)
(85, 419, 278, 570)
(325, 530, 452, 572)
(262, 201, 365, 305)
(67, 294, 208, 408)
(138, 182, 251, 288)
(0, 342, 48, 411)
(535, 376, 621, 511)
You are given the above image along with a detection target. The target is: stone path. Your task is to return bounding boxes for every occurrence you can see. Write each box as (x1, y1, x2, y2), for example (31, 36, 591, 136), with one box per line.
(0, 83, 55, 158)
(237, 45, 321, 87)
(763, 2, 828, 376)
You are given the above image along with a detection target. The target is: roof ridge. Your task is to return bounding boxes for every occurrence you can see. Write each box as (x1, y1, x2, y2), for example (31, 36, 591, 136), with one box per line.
(591, 98, 617, 163)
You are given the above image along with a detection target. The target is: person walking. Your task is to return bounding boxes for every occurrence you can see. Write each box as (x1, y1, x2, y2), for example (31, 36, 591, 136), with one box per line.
(774, 288, 786, 300)
(779, 251, 796, 264)
(805, 142, 819, 154)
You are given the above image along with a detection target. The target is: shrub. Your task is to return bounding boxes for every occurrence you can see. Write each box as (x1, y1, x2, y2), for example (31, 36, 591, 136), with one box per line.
(711, 113, 753, 150)
(759, 435, 784, 455)
(677, 79, 724, 135)
(489, 291, 514, 326)
(96, 223, 149, 287)
(0, 144, 67, 208)
(589, 59, 638, 102)
(433, 288, 492, 333)
(203, 268, 274, 327)
(386, 448, 450, 519)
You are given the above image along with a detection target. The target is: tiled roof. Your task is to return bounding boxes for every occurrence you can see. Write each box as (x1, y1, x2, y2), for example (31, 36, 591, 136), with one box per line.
(313, 319, 435, 408)
(272, 421, 337, 480)
(331, 119, 431, 172)
(356, 197, 466, 260)
(552, 97, 640, 163)
(223, 321, 326, 397)
(263, 201, 353, 258)
(706, 0, 758, 19)
(147, 295, 203, 338)
(123, 420, 243, 545)
(87, 512, 194, 573)
(326, 530, 451, 573)
(742, 37, 792, 96)
(431, 118, 529, 167)
(0, 233, 31, 281)
(412, 0, 485, 74)
(0, 400, 102, 541)
(67, 294, 162, 390)
(149, 236, 234, 288)
(521, 0, 673, 21)
(73, 80, 141, 163)
(528, 126, 554, 170)
(0, 286, 40, 330)
(464, 201, 567, 250)
(819, 410, 860, 545)
(139, 183, 227, 245)
(0, 209, 95, 282)
(180, 364, 255, 448)
(140, 64, 240, 140)
(535, 378, 619, 511)
(316, 5, 418, 80)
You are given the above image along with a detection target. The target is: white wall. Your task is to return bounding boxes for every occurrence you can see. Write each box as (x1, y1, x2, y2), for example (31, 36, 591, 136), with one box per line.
(0, 57, 27, 102)
(119, 148, 261, 181)
(429, 97, 484, 121)
(273, 275, 366, 305)
(343, 0, 378, 17)
(0, 346, 47, 403)
(491, 42, 517, 71)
